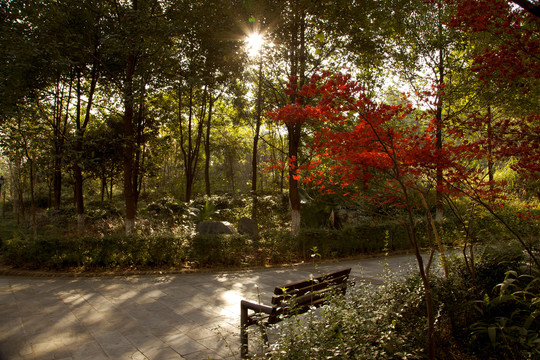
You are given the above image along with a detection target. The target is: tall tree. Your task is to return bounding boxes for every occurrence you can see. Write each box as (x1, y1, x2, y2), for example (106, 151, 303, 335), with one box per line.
(107, 0, 174, 234)
(169, 0, 244, 201)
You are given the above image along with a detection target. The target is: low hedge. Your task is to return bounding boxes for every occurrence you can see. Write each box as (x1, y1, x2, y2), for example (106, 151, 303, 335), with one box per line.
(2, 233, 186, 270)
(1, 221, 419, 270)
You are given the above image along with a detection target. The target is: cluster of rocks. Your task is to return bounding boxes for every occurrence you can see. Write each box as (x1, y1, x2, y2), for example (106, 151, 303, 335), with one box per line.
(195, 217, 258, 238)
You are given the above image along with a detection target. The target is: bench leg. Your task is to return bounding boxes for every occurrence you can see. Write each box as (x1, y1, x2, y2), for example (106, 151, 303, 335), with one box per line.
(240, 304, 249, 358)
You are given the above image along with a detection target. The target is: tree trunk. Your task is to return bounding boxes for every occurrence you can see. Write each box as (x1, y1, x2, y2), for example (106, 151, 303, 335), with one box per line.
(52, 73, 72, 210)
(406, 205, 436, 360)
(74, 62, 97, 232)
(109, 168, 114, 200)
(134, 86, 146, 204)
(204, 95, 214, 196)
(251, 60, 263, 219)
(487, 106, 494, 202)
(29, 157, 37, 240)
(9, 161, 21, 221)
(123, 52, 138, 235)
(179, 85, 206, 202)
(101, 169, 106, 202)
(74, 71, 85, 231)
(435, 46, 444, 221)
(286, 4, 306, 236)
(288, 122, 302, 236)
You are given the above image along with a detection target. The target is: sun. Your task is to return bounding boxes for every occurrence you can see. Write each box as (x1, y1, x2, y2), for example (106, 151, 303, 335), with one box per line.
(245, 32, 264, 57)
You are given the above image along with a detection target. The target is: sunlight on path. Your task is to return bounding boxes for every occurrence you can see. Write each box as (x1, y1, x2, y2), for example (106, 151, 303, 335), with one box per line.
(0, 253, 431, 360)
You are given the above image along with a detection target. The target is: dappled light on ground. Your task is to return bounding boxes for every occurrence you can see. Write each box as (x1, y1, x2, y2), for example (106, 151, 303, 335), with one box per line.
(0, 254, 421, 359)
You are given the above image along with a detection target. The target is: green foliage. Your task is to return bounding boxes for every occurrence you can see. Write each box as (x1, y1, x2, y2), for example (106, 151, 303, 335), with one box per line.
(2, 232, 187, 270)
(196, 200, 218, 222)
(450, 240, 526, 293)
(469, 270, 540, 359)
(3, 193, 538, 274)
(142, 196, 199, 227)
(264, 245, 539, 360)
(297, 223, 414, 258)
(261, 272, 427, 359)
(257, 229, 297, 265)
(187, 234, 258, 267)
(85, 201, 122, 221)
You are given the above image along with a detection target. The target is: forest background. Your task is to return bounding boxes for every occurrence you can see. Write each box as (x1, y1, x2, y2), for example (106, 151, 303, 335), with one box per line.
(0, 0, 539, 268)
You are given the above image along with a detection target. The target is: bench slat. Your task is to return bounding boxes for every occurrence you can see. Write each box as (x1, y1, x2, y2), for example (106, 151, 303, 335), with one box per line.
(273, 268, 351, 296)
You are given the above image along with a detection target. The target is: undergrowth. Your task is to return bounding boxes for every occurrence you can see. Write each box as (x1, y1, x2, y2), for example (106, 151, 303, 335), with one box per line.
(254, 243, 539, 359)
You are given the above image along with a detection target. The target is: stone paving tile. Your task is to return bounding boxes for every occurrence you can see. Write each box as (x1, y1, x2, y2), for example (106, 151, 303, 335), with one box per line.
(140, 346, 184, 360)
(93, 331, 140, 359)
(196, 333, 239, 359)
(72, 341, 109, 360)
(160, 333, 209, 357)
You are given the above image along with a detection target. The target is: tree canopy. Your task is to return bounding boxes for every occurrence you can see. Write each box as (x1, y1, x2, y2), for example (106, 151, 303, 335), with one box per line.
(0, 0, 538, 237)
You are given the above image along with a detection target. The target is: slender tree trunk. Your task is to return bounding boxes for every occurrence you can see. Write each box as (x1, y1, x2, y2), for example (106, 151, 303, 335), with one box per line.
(123, 53, 137, 235)
(229, 152, 236, 193)
(435, 47, 444, 221)
(405, 195, 436, 360)
(109, 168, 114, 200)
(252, 60, 263, 219)
(179, 85, 206, 202)
(101, 168, 106, 202)
(487, 106, 494, 203)
(52, 73, 72, 210)
(434, 5, 446, 222)
(10, 161, 21, 221)
(182, 86, 195, 202)
(204, 96, 214, 196)
(288, 125, 301, 236)
(19, 119, 37, 238)
(29, 157, 37, 240)
(134, 87, 146, 204)
(74, 70, 85, 230)
(74, 62, 98, 231)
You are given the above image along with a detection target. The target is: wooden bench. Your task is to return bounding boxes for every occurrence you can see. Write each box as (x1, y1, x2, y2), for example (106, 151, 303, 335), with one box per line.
(240, 268, 352, 358)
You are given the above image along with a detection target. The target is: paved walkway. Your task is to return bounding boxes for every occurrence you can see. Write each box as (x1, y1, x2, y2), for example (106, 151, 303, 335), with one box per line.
(0, 253, 421, 360)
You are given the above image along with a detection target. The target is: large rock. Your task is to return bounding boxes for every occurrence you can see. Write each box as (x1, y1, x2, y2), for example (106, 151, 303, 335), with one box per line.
(196, 221, 236, 235)
(238, 217, 258, 238)
(333, 207, 371, 228)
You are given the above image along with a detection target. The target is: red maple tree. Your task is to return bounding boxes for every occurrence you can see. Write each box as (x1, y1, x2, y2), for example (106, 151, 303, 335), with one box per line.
(447, 0, 540, 88)
(445, 0, 540, 264)
(268, 70, 540, 358)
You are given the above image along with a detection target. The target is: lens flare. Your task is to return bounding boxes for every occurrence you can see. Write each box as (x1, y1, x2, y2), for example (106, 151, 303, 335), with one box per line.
(246, 32, 264, 57)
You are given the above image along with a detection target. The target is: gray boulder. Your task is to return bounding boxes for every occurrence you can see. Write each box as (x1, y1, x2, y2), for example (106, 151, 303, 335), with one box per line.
(196, 221, 236, 235)
(238, 217, 258, 238)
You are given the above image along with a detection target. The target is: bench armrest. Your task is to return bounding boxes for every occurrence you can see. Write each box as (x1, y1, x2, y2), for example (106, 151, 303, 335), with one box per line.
(241, 300, 273, 358)
(241, 300, 273, 315)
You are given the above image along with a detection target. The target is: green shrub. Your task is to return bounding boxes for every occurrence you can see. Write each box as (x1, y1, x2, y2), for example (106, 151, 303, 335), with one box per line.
(448, 240, 526, 294)
(296, 224, 412, 259)
(261, 271, 428, 359)
(187, 234, 255, 267)
(1, 232, 188, 270)
(258, 229, 297, 264)
(86, 201, 123, 221)
(469, 269, 540, 359)
(262, 240, 539, 360)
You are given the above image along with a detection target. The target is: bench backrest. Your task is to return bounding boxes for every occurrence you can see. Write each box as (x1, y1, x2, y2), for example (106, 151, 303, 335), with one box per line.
(267, 268, 351, 324)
